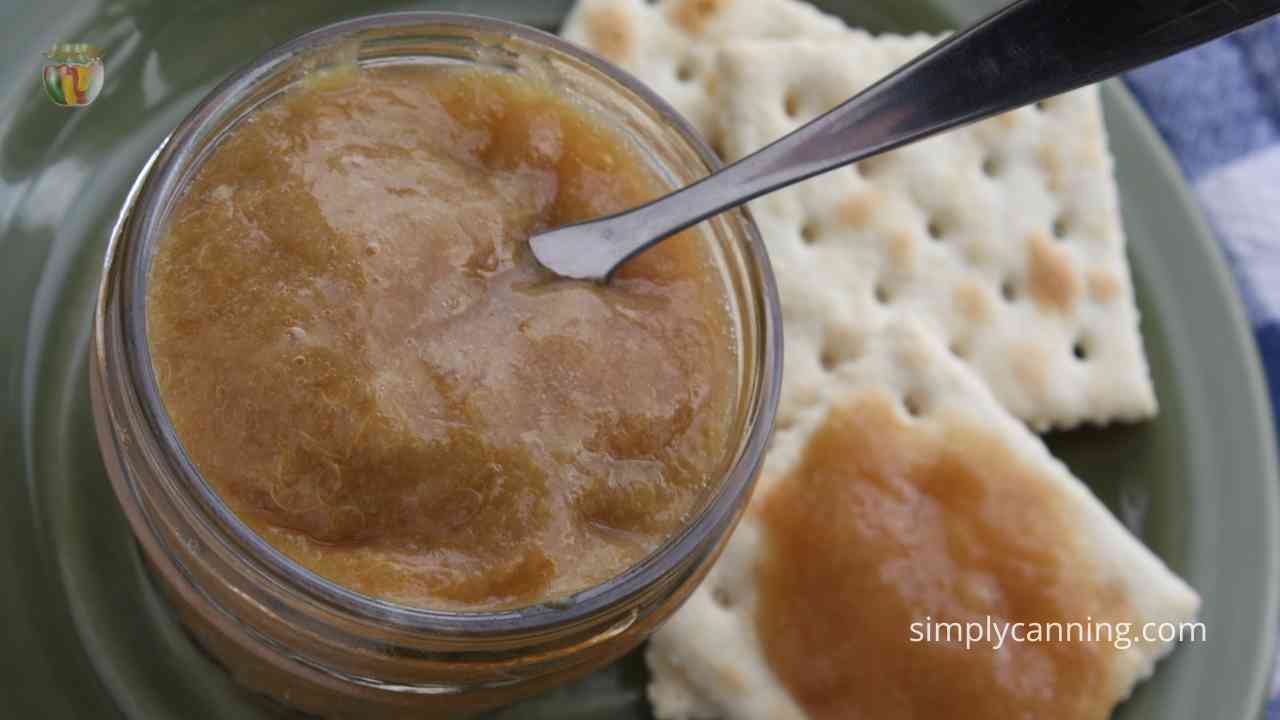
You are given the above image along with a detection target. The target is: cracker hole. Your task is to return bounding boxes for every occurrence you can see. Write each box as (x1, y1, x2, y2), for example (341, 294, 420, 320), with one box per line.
(776, 414, 796, 432)
(902, 392, 926, 418)
(874, 282, 892, 305)
(709, 132, 728, 160)
(1035, 100, 1049, 112)
(1072, 337, 1090, 361)
(820, 330, 864, 372)
(927, 217, 945, 241)
(675, 60, 696, 83)
(712, 586, 735, 609)
(1052, 215, 1070, 240)
(981, 156, 1002, 178)
(820, 343, 858, 370)
(800, 221, 819, 245)
(784, 90, 801, 119)
(859, 156, 887, 177)
(949, 339, 969, 359)
(821, 345, 842, 372)
(1000, 278, 1018, 302)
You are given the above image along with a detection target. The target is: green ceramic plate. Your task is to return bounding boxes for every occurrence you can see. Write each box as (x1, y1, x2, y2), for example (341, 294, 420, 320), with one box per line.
(1, 0, 1276, 717)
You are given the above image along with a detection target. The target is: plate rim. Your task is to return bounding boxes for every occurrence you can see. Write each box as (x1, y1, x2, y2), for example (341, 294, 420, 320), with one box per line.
(1101, 78, 1280, 715)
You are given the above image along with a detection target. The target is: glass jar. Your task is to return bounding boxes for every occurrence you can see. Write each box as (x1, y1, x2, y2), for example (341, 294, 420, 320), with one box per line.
(91, 12, 781, 718)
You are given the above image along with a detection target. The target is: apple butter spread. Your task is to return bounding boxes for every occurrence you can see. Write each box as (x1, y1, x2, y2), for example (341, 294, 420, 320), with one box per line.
(146, 64, 738, 610)
(756, 392, 1129, 719)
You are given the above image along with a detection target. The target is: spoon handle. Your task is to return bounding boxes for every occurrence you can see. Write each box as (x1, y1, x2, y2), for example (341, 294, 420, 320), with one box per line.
(533, 0, 1280, 281)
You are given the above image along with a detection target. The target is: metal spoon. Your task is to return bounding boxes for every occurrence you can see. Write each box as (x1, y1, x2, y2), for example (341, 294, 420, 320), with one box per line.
(532, 0, 1279, 282)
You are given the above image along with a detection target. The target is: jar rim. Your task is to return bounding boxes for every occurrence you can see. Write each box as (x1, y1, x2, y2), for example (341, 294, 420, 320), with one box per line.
(112, 11, 783, 637)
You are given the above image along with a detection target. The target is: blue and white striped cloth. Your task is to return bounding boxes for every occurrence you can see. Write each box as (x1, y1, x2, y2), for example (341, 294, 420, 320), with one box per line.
(1122, 16, 1280, 717)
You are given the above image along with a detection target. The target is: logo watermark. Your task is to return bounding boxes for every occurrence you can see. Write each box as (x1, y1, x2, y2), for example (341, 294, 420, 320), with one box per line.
(908, 616, 1205, 652)
(42, 43, 104, 107)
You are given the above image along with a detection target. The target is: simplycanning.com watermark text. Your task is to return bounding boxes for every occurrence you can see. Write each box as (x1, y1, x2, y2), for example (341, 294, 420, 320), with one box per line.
(908, 616, 1205, 651)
